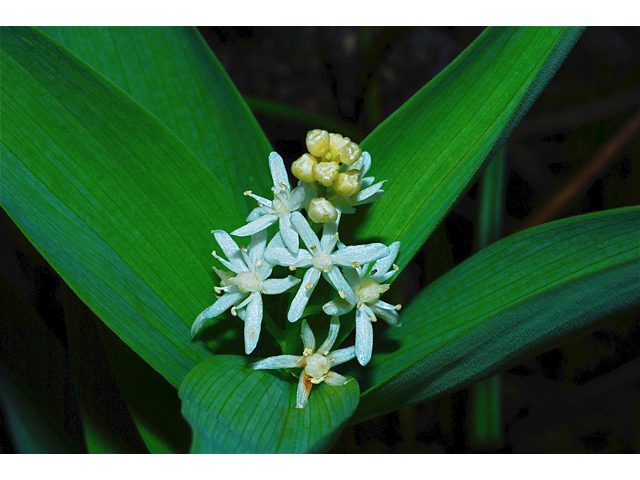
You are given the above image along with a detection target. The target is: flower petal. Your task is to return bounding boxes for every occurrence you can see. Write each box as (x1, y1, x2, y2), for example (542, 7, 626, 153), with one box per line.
(300, 319, 315, 352)
(316, 316, 340, 354)
(264, 245, 312, 268)
(191, 291, 246, 338)
(324, 267, 356, 305)
(269, 152, 290, 190)
(296, 372, 312, 409)
(369, 241, 401, 281)
(322, 299, 354, 317)
(351, 151, 371, 177)
(288, 268, 321, 322)
(355, 306, 374, 366)
(332, 243, 390, 267)
(261, 276, 301, 295)
(279, 214, 299, 253)
(213, 230, 249, 272)
(327, 346, 356, 366)
(371, 300, 401, 326)
(320, 220, 338, 252)
(324, 371, 350, 387)
(230, 213, 278, 237)
(288, 184, 307, 210)
(246, 205, 269, 222)
(250, 355, 304, 370)
(290, 211, 320, 251)
(354, 180, 386, 204)
(248, 230, 268, 267)
(244, 293, 263, 354)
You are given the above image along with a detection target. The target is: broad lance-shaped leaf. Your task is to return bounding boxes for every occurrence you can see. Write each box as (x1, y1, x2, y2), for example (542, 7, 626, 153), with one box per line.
(179, 356, 359, 453)
(351, 207, 640, 423)
(40, 27, 273, 214)
(355, 27, 585, 270)
(0, 27, 246, 388)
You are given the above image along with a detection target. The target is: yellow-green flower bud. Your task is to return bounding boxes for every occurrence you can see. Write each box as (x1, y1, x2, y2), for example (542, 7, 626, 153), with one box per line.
(327, 133, 350, 162)
(338, 141, 362, 165)
(312, 160, 340, 187)
(333, 169, 362, 197)
(291, 153, 318, 183)
(308, 197, 338, 223)
(306, 129, 330, 157)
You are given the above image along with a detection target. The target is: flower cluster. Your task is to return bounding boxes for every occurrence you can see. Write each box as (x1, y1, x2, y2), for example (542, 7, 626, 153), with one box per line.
(191, 130, 401, 408)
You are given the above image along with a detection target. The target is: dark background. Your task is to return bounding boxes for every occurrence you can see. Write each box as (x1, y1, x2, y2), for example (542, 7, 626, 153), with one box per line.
(2, 26, 639, 453)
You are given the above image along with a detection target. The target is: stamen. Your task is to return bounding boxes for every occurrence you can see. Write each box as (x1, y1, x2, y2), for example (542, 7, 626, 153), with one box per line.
(370, 316, 377, 322)
(243, 190, 252, 196)
(305, 282, 313, 290)
(240, 245, 248, 253)
(261, 288, 268, 294)
(214, 286, 222, 294)
(271, 187, 278, 194)
(356, 301, 362, 309)
(370, 269, 378, 276)
(302, 348, 314, 357)
(231, 306, 238, 317)
(212, 250, 218, 258)
(256, 258, 262, 267)
(289, 264, 297, 271)
(352, 261, 360, 268)
(395, 304, 402, 311)
(393, 264, 399, 271)
(279, 182, 286, 190)
(338, 290, 346, 299)
(310, 245, 317, 250)
(335, 232, 340, 240)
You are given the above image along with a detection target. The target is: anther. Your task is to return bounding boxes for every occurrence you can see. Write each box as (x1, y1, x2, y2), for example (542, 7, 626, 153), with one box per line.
(240, 246, 247, 253)
(395, 304, 402, 311)
(279, 182, 286, 190)
(243, 190, 252, 196)
(261, 288, 268, 294)
(289, 264, 297, 271)
(393, 264, 399, 271)
(310, 245, 317, 250)
(212, 250, 218, 258)
(256, 258, 262, 267)
(335, 232, 340, 240)
(370, 269, 378, 276)
(370, 317, 377, 322)
(305, 283, 313, 290)
(214, 286, 222, 294)
(357, 302, 362, 309)
(231, 306, 238, 317)
(352, 261, 360, 268)
(338, 290, 346, 299)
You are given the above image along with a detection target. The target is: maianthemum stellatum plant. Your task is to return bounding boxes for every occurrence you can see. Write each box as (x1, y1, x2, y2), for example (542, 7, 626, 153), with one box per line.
(1, 26, 639, 453)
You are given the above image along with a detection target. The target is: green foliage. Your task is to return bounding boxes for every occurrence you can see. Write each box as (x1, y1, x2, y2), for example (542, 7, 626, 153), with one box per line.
(2, 26, 637, 454)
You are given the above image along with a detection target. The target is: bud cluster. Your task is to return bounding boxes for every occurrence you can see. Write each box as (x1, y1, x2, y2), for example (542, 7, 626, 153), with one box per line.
(292, 129, 369, 223)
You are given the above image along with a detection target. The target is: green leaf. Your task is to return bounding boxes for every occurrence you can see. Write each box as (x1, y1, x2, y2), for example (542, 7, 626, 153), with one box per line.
(39, 27, 273, 212)
(179, 356, 359, 453)
(0, 26, 247, 388)
(356, 27, 585, 269)
(352, 207, 640, 422)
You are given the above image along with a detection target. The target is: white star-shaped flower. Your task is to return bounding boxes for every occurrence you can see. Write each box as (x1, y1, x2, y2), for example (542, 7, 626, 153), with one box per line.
(191, 229, 300, 354)
(231, 152, 306, 253)
(265, 211, 390, 323)
(250, 316, 356, 409)
(323, 241, 401, 366)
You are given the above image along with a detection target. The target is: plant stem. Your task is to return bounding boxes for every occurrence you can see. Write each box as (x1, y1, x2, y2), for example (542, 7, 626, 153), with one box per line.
(468, 147, 506, 450)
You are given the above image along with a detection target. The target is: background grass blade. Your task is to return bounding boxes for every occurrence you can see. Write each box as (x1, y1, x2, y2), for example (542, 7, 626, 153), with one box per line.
(352, 207, 640, 422)
(40, 27, 273, 213)
(0, 27, 249, 388)
(179, 355, 359, 453)
(353, 27, 585, 270)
